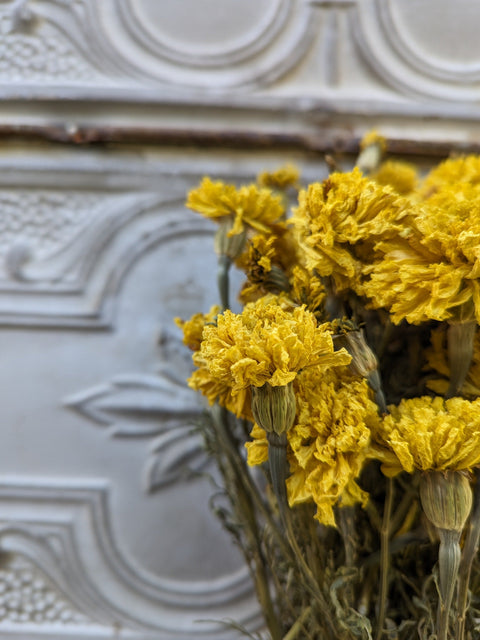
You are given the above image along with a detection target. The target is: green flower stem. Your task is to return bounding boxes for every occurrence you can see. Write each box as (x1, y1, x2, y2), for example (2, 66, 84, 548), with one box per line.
(212, 407, 282, 640)
(217, 254, 231, 311)
(283, 606, 313, 640)
(456, 470, 480, 640)
(267, 431, 289, 508)
(338, 507, 356, 607)
(267, 430, 338, 640)
(375, 477, 394, 640)
(388, 475, 419, 536)
(437, 529, 461, 640)
(368, 370, 388, 415)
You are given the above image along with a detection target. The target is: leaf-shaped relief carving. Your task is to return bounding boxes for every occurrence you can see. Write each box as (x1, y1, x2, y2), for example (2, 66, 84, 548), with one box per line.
(144, 427, 210, 493)
(65, 368, 210, 491)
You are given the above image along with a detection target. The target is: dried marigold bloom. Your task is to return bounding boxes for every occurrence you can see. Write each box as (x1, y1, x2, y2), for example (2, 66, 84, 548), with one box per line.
(291, 168, 411, 293)
(186, 177, 285, 237)
(189, 295, 350, 396)
(363, 189, 480, 324)
(371, 160, 419, 195)
(175, 305, 220, 352)
(374, 396, 480, 476)
(257, 164, 300, 190)
(246, 366, 379, 526)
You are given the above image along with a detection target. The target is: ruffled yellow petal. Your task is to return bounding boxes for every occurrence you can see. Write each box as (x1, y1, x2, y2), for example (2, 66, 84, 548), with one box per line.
(175, 305, 220, 351)
(257, 164, 300, 190)
(247, 366, 380, 526)
(187, 177, 285, 236)
(191, 296, 351, 396)
(291, 168, 412, 293)
(374, 396, 480, 474)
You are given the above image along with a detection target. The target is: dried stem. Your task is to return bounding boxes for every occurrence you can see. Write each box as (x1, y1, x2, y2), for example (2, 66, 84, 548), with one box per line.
(375, 477, 394, 640)
(437, 529, 461, 640)
(217, 254, 231, 311)
(456, 470, 480, 640)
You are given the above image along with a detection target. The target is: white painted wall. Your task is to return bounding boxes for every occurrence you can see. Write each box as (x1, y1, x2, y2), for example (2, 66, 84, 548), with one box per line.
(0, 1, 477, 638)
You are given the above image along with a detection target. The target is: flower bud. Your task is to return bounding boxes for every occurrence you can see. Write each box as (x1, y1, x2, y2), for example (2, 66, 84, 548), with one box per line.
(334, 323, 387, 413)
(214, 219, 247, 260)
(357, 131, 386, 174)
(420, 470, 472, 635)
(420, 470, 472, 534)
(251, 382, 296, 436)
(336, 327, 377, 379)
(446, 318, 476, 398)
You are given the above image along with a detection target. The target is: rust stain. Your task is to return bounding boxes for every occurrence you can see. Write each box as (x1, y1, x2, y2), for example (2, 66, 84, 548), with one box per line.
(0, 123, 474, 157)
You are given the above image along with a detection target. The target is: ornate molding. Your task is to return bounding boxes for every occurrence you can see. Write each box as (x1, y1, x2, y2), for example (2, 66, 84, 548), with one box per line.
(0, 0, 478, 124)
(3, 0, 319, 90)
(64, 367, 209, 494)
(0, 0, 106, 85)
(0, 553, 91, 627)
(0, 480, 261, 638)
(0, 175, 214, 328)
(351, 0, 480, 101)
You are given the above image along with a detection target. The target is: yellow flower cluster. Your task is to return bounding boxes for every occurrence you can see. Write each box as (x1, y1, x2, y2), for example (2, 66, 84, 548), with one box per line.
(187, 177, 285, 236)
(289, 266, 326, 314)
(189, 296, 350, 398)
(374, 396, 480, 476)
(362, 157, 480, 323)
(175, 305, 220, 352)
(371, 160, 418, 195)
(247, 367, 379, 526)
(183, 150, 480, 531)
(291, 168, 410, 293)
(420, 155, 480, 196)
(257, 164, 300, 190)
(236, 229, 299, 304)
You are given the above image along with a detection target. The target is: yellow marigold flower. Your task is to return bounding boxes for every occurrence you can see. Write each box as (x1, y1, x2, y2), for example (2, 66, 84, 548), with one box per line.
(362, 239, 478, 324)
(372, 160, 419, 195)
(257, 164, 300, 190)
(420, 155, 480, 197)
(246, 366, 379, 526)
(175, 305, 220, 352)
(291, 168, 411, 292)
(363, 188, 480, 323)
(189, 295, 351, 397)
(186, 177, 285, 236)
(374, 396, 480, 476)
(188, 365, 254, 421)
(425, 327, 480, 398)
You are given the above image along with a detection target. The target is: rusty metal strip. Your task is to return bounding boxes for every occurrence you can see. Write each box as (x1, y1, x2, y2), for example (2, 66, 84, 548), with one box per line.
(0, 124, 473, 157)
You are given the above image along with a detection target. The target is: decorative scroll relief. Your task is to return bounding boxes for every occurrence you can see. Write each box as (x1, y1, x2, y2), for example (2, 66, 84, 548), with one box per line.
(0, 1, 105, 84)
(351, 0, 480, 100)
(1, 0, 319, 90)
(0, 190, 118, 269)
(0, 187, 207, 328)
(0, 481, 261, 638)
(3, 0, 480, 117)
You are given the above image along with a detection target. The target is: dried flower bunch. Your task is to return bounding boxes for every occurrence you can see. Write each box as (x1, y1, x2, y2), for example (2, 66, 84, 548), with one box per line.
(176, 133, 480, 640)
